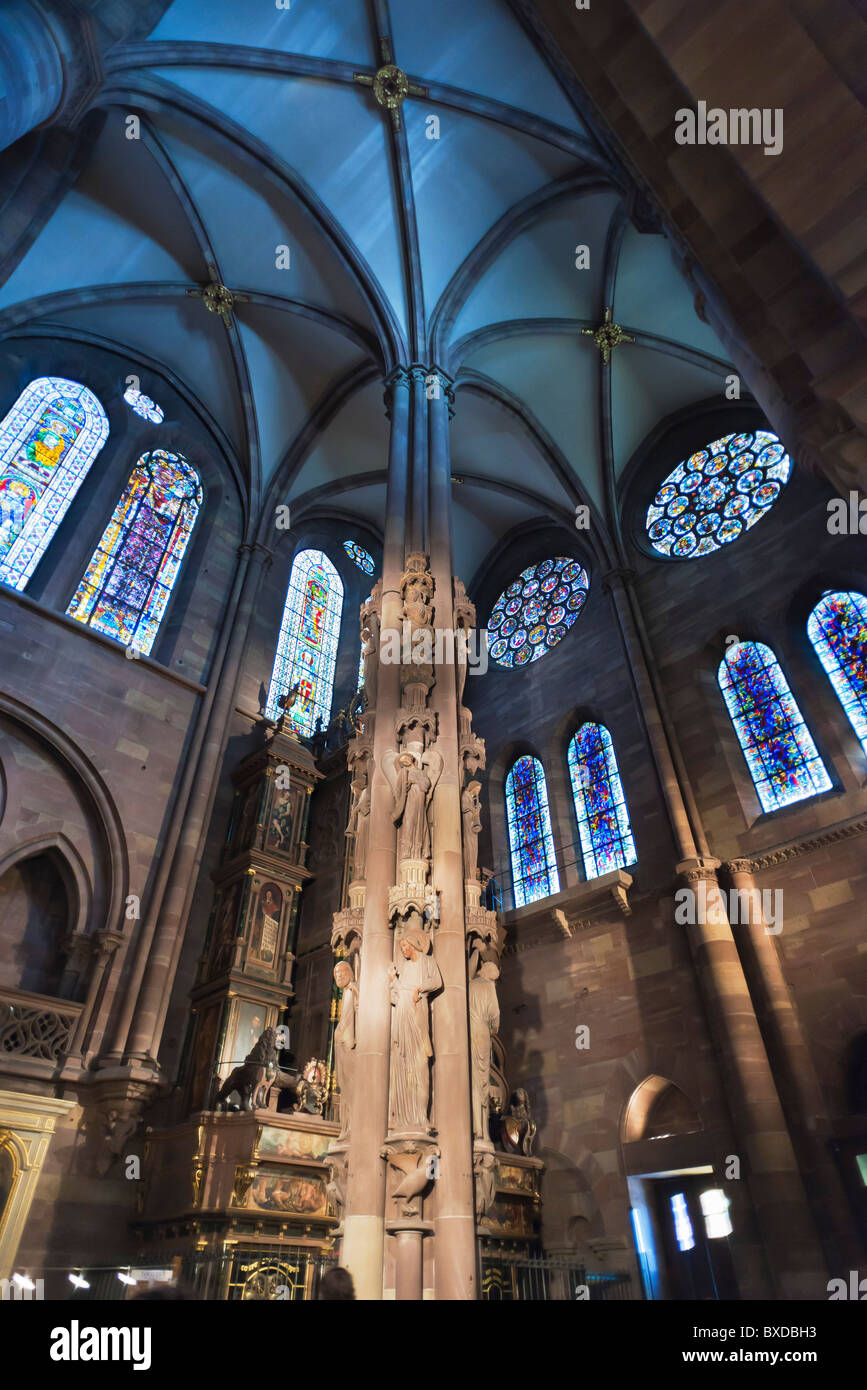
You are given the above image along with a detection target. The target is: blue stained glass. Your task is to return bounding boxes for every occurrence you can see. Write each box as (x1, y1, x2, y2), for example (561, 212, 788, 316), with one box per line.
(124, 386, 164, 424)
(266, 549, 343, 736)
(717, 641, 831, 813)
(505, 755, 560, 907)
(343, 540, 375, 575)
(568, 724, 636, 878)
(807, 591, 867, 756)
(0, 376, 109, 590)
(646, 430, 791, 560)
(67, 450, 201, 655)
(488, 557, 589, 668)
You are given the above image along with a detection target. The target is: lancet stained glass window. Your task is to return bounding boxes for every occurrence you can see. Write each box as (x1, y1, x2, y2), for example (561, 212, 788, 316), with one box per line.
(0, 376, 109, 591)
(488, 557, 589, 667)
(646, 430, 792, 560)
(343, 540, 374, 575)
(717, 641, 831, 813)
(67, 449, 201, 655)
(807, 591, 867, 756)
(505, 755, 560, 907)
(266, 549, 343, 737)
(568, 724, 636, 878)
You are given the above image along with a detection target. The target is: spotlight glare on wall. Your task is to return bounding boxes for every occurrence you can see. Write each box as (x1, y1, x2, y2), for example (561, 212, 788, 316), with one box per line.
(117, 1272, 137, 1286)
(12, 1273, 35, 1290)
(68, 1273, 90, 1289)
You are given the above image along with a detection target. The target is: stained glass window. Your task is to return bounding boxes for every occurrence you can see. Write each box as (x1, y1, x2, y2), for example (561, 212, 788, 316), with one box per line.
(488, 557, 589, 667)
(67, 449, 201, 655)
(0, 376, 109, 591)
(266, 549, 343, 736)
(646, 430, 792, 560)
(124, 386, 164, 424)
(568, 723, 636, 878)
(807, 591, 867, 757)
(505, 755, 560, 907)
(717, 641, 831, 813)
(343, 540, 375, 575)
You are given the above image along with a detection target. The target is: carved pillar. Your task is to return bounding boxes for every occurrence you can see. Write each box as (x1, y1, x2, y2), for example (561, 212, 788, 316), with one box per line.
(340, 367, 410, 1298)
(678, 858, 827, 1298)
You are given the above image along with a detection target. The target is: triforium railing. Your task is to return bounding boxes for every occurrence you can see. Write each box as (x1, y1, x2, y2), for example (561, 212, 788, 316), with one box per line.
(480, 1252, 633, 1302)
(0, 987, 83, 1064)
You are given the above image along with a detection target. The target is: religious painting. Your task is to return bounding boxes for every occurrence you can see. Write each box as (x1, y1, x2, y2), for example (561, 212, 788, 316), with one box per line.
(222, 999, 268, 1073)
(249, 882, 282, 965)
(481, 1196, 534, 1239)
(497, 1163, 537, 1195)
(257, 1126, 330, 1163)
(239, 1166, 328, 1217)
(265, 785, 293, 853)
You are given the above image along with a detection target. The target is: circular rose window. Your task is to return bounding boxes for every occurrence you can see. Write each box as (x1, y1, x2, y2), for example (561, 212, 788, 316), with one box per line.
(645, 429, 791, 559)
(487, 557, 589, 668)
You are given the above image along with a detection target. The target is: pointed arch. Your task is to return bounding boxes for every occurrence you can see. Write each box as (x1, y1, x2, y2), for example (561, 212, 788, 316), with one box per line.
(265, 549, 343, 736)
(717, 641, 831, 813)
(807, 590, 867, 757)
(504, 754, 560, 907)
(0, 376, 109, 591)
(67, 449, 202, 655)
(568, 723, 636, 878)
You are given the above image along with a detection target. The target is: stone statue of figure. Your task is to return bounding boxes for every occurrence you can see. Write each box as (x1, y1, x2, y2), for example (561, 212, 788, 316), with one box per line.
(361, 608, 379, 704)
(392, 752, 432, 862)
(333, 960, 358, 1139)
(468, 958, 500, 1140)
(347, 770, 371, 880)
(402, 573, 433, 628)
(461, 780, 482, 882)
(388, 927, 442, 1132)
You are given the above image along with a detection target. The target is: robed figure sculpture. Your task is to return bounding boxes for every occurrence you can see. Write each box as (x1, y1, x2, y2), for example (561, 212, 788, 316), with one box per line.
(388, 928, 442, 1132)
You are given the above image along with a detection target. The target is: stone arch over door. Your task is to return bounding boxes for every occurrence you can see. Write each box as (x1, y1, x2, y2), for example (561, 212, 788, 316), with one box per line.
(621, 1074, 703, 1145)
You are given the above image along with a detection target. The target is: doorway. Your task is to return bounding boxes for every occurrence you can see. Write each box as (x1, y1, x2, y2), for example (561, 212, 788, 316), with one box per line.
(653, 1175, 738, 1300)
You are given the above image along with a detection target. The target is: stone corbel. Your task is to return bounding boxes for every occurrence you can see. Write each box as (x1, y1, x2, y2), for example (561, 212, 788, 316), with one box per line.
(381, 1138, 440, 1222)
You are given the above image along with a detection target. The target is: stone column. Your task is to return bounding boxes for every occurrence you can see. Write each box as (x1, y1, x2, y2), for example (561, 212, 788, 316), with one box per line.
(427, 370, 477, 1300)
(725, 858, 860, 1270)
(409, 366, 428, 555)
(341, 368, 410, 1299)
(0, 0, 98, 152)
(679, 859, 827, 1298)
(605, 568, 827, 1295)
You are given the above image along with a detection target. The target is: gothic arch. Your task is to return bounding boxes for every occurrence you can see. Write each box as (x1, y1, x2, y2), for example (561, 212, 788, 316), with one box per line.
(0, 832, 91, 939)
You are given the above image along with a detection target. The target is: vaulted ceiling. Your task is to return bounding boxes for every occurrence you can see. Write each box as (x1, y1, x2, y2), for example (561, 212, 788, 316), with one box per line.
(0, 0, 735, 585)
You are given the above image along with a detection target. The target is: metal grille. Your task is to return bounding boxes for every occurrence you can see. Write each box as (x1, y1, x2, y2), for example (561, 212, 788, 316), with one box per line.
(480, 1253, 632, 1302)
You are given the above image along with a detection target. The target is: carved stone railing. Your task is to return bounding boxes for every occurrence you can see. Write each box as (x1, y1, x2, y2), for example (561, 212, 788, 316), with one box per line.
(0, 987, 84, 1065)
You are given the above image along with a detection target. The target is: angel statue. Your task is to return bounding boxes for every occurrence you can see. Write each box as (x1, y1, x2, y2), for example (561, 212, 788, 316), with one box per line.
(360, 606, 380, 704)
(386, 745, 443, 864)
(346, 769, 371, 880)
(461, 780, 482, 882)
(388, 927, 442, 1132)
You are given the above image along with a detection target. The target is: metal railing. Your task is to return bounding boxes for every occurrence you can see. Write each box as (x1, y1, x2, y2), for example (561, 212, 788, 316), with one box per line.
(480, 1252, 633, 1302)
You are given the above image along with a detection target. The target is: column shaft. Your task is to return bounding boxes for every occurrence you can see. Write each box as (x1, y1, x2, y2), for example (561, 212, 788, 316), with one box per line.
(341, 369, 410, 1298)
(428, 376, 477, 1300)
